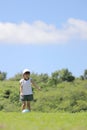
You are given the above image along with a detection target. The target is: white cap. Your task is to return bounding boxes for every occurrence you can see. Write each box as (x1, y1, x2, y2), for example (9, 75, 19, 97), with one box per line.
(23, 69, 30, 74)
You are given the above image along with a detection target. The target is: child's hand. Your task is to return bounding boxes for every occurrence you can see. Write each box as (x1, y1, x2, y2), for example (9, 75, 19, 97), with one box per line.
(37, 87, 41, 91)
(20, 92, 23, 95)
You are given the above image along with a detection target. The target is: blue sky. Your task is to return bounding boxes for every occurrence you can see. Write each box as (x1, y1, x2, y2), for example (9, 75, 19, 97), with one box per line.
(0, 0, 87, 78)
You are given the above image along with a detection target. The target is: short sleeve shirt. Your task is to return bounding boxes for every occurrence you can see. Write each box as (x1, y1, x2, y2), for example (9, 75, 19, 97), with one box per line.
(19, 78, 33, 95)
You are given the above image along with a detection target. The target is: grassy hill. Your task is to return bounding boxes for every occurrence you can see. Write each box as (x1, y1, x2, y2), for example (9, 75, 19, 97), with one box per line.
(0, 79, 87, 112)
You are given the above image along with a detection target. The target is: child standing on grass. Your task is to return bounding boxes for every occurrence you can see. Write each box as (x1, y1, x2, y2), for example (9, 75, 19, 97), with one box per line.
(19, 69, 40, 111)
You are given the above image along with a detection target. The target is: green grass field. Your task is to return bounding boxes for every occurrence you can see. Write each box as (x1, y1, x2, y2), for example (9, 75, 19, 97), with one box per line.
(0, 112, 87, 130)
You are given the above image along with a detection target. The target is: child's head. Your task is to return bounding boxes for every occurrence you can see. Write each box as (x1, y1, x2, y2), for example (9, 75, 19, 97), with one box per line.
(23, 69, 30, 80)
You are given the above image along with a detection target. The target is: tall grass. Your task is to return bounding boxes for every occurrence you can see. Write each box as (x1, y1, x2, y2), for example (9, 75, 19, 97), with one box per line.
(0, 112, 87, 130)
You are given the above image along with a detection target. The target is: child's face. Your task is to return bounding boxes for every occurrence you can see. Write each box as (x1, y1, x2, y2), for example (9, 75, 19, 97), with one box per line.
(23, 72, 30, 80)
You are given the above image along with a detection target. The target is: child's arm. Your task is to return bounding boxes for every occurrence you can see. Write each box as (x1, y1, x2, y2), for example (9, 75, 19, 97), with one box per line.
(31, 79, 40, 90)
(20, 85, 23, 95)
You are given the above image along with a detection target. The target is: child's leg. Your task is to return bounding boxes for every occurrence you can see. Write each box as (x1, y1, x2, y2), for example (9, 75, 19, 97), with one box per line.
(27, 101, 31, 110)
(22, 101, 26, 110)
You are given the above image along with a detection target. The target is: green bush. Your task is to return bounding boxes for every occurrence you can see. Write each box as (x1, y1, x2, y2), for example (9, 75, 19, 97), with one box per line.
(0, 80, 87, 112)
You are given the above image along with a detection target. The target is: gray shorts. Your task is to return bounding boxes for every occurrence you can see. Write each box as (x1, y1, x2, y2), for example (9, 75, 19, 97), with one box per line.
(20, 94, 33, 101)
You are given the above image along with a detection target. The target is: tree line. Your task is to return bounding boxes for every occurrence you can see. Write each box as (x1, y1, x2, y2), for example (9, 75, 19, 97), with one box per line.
(1, 68, 87, 83)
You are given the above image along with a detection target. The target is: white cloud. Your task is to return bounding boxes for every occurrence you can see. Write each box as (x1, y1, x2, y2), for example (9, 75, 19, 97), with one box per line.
(0, 18, 87, 44)
(64, 18, 87, 40)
